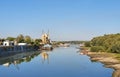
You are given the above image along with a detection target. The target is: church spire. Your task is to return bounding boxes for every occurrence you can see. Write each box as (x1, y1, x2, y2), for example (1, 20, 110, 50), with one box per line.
(47, 29, 49, 36)
(42, 29, 44, 34)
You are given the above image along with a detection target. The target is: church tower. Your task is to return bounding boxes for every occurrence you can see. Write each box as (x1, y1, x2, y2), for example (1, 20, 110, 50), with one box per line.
(41, 30, 50, 44)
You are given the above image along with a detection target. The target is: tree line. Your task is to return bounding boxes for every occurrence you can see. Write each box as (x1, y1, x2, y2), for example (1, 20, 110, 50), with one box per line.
(0, 34, 42, 46)
(85, 33, 120, 53)
(53, 41, 88, 44)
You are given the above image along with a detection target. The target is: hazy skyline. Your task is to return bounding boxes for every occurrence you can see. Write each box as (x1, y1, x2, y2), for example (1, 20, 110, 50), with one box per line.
(0, 0, 120, 41)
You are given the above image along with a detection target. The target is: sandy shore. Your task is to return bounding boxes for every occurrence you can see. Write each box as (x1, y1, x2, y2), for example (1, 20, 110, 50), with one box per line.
(87, 52, 120, 77)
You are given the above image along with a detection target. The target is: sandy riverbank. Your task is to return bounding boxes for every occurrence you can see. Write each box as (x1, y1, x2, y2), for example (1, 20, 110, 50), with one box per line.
(87, 52, 120, 77)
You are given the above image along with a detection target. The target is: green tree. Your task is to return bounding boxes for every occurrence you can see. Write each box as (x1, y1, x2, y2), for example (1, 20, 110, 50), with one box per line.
(6, 37, 16, 41)
(0, 38, 5, 45)
(90, 33, 120, 53)
(24, 35, 31, 44)
(16, 34, 24, 43)
(84, 41, 91, 47)
(110, 42, 120, 53)
(34, 39, 42, 46)
(90, 46, 105, 52)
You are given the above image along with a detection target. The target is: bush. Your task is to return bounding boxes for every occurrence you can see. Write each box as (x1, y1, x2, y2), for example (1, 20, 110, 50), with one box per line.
(84, 41, 91, 47)
(90, 33, 120, 53)
(110, 43, 120, 53)
(90, 46, 105, 52)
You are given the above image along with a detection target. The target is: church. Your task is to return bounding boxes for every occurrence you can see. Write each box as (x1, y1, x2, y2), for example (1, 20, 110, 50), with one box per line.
(41, 31, 51, 44)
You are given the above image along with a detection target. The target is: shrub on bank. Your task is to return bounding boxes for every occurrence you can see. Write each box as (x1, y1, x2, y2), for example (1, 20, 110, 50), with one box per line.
(90, 33, 120, 53)
(109, 42, 120, 53)
(90, 46, 105, 52)
(84, 41, 91, 47)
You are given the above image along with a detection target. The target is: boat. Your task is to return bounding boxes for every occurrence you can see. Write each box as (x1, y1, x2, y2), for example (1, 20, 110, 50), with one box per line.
(41, 44, 53, 50)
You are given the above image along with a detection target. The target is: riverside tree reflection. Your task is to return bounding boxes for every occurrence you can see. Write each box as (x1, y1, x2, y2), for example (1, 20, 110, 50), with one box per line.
(0, 51, 41, 69)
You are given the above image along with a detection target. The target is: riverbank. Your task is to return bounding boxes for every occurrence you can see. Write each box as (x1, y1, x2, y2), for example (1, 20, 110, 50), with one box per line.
(87, 52, 120, 77)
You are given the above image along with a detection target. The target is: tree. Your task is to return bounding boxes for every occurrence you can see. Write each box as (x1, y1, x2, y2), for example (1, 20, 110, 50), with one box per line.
(34, 39, 42, 46)
(84, 41, 91, 47)
(110, 42, 120, 53)
(24, 35, 31, 44)
(0, 38, 5, 45)
(90, 46, 105, 52)
(6, 37, 16, 41)
(90, 33, 120, 53)
(16, 34, 24, 43)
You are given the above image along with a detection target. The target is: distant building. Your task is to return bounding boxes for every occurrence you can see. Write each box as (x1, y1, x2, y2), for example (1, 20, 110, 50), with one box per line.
(18, 43, 27, 46)
(41, 33, 51, 44)
(14, 40, 18, 45)
(3, 40, 14, 46)
(2, 40, 27, 46)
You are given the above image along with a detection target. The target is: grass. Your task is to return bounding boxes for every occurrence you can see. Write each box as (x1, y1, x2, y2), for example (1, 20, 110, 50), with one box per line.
(80, 47, 90, 50)
(103, 52, 120, 60)
(113, 53, 120, 60)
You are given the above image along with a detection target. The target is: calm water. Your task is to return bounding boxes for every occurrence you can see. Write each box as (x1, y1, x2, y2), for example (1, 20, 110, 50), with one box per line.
(0, 46, 113, 77)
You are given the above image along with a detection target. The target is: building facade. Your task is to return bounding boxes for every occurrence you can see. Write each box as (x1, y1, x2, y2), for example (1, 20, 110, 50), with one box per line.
(41, 33, 50, 44)
(3, 40, 14, 46)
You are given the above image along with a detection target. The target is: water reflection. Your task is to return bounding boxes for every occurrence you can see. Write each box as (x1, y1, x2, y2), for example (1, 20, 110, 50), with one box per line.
(0, 47, 114, 77)
(112, 70, 120, 77)
(2, 61, 20, 70)
(76, 46, 118, 77)
(0, 51, 41, 69)
(0, 50, 52, 68)
(41, 51, 49, 64)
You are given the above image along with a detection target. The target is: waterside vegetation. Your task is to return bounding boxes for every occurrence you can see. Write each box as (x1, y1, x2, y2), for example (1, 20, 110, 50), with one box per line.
(83, 33, 120, 77)
(90, 33, 120, 53)
(0, 34, 42, 46)
(84, 33, 120, 53)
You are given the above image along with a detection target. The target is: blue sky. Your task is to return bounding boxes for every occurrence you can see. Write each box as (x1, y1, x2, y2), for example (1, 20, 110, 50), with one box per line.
(0, 0, 120, 41)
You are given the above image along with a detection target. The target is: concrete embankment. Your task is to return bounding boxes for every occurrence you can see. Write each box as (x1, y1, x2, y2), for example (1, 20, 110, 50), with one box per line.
(0, 45, 38, 57)
(0, 50, 41, 66)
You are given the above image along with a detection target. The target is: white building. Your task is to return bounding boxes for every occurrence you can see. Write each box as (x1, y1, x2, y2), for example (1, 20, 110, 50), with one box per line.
(18, 43, 27, 46)
(3, 40, 14, 46)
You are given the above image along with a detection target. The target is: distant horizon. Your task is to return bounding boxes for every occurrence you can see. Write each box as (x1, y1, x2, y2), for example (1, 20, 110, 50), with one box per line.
(0, 33, 119, 41)
(0, 0, 120, 41)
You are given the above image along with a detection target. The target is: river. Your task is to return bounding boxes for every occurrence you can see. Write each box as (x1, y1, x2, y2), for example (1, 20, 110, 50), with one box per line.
(0, 46, 113, 77)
